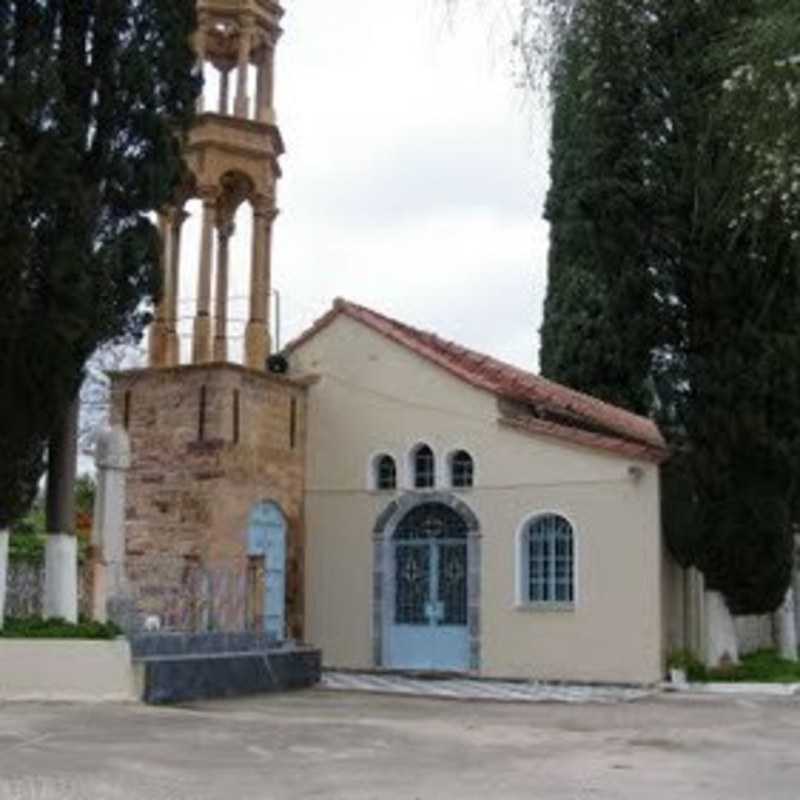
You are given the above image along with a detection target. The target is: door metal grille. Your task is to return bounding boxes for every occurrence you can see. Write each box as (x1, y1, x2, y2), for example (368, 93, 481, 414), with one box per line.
(394, 504, 468, 626)
(395, 544, 431, 624)
(438, 542, 467, 625)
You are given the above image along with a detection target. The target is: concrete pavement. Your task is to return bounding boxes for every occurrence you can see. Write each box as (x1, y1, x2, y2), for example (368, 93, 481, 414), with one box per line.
(1, 689, 799, 799)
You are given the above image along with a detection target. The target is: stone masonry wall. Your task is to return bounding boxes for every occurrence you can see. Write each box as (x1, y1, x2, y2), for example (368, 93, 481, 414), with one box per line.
(110, 363, 309, 639)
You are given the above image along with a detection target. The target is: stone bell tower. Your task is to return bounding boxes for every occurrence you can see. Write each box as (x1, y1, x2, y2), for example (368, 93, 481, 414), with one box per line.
(110, 0, 310, 639)
(148, 0, 284, 371)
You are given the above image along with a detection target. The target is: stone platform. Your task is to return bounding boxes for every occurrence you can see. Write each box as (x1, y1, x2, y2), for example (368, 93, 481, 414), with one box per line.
(130, 632, 321, 704)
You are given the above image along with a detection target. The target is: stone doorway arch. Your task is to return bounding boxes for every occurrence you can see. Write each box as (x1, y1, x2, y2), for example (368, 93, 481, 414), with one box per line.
(373, 493, 481, 672)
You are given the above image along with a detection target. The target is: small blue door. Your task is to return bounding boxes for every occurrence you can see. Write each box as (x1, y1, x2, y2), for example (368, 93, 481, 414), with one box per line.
(387, 504, 469, 671)
(247, 501, 287, 641)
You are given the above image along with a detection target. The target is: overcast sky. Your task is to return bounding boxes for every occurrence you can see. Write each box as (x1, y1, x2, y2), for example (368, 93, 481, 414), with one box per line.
(179, 0, 551, 372)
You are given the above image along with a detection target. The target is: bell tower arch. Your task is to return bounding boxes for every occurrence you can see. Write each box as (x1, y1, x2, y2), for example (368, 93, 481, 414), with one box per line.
(149, 0, 285, 371)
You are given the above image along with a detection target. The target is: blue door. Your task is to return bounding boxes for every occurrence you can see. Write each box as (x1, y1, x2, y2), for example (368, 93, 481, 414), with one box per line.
(247, 501, 287, 641)
(387, 504, 469, 671)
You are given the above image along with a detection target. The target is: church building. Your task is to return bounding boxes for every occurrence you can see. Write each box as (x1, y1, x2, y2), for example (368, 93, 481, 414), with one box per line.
(109, 0, 676, 687)
(289, 299, 669, 684)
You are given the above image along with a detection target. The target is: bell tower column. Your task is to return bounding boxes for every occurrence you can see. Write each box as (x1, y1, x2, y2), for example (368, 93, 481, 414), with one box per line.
(148, 213, 172, 368)
(166, 208, 188, 367)
(234, 16, 255, 118)
(192, 190, 217, 364)
(245, 200, 278, 369)
(213, 219, 235, 362)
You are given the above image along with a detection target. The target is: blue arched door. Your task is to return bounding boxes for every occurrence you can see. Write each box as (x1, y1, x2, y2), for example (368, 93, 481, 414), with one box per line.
(247, 501, 287, 641)
(387, 504, 469, 670)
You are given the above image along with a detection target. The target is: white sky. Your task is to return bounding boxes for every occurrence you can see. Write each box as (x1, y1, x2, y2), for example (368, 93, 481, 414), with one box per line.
(178, 0, 551, 371)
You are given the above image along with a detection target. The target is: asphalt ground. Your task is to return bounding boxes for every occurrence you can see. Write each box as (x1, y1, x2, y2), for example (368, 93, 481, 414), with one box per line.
(1, 689, 799, 799)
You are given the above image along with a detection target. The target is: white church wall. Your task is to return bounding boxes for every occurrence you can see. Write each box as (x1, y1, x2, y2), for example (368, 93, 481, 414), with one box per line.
(296, 316, 665, 684)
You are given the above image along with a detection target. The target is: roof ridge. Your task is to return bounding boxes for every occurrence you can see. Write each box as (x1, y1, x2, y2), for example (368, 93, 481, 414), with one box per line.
(287, 298, 668, 457)
(337, 299, 660, 429)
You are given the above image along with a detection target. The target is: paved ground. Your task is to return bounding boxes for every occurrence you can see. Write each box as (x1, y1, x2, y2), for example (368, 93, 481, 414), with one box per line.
(321, 671, 653, 703)
(1, 689, 800, 800)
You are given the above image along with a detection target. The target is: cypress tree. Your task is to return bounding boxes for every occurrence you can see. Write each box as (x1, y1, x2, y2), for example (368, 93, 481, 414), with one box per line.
(0, 1, 199, 529)
(540, 0, 659, 415)
(539, 0, 800, 614)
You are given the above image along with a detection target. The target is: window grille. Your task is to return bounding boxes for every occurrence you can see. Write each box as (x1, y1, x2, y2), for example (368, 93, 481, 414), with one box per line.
(413, 445, 435, 489)
(450, 450, 474, 488)
(376, 455, 397, 490)
(525, 515, 574, 604)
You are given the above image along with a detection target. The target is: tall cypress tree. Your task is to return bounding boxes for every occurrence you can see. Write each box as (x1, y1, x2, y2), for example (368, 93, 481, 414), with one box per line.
(540, 0, 659, 415)
(0, 1, 199, 529)
(539, 0, 800, 615)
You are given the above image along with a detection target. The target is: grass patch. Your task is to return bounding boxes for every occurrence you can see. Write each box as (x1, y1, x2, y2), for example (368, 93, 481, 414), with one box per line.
(668, 649, 708, 682)
(0, 617, 122, 640)
(706, 650, 800, 683)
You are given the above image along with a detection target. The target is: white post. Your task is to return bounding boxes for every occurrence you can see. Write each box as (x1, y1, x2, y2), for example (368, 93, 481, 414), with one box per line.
(91, 427, 131, 624)
(44, 398, 79, 623)
(703, 590, 739, 668)
(0, 528, 8, 629)
(44, 535, 79, 622)
(794, 535, 800, 648)
(774, 588, 798, 662)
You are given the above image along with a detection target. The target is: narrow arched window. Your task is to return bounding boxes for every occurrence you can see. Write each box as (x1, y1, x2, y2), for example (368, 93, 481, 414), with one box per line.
(523, 515, 575, 605)
(450, 450, 474, 488)
(413, 445, 435, 489)
(375, 455, 397, 491)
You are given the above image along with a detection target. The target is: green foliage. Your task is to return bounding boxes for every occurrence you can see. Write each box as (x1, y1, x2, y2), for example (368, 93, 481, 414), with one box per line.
(0, 1, 200, 530)
(538, 0, 800, 615)
(668, 650, 708, 683)
(0, 617, 122, 640)
(9, 479, 93, 564)
(540, 0, 658, 414)
(9, 533, 90, 566)
(9, 533, 46, 565)
(717, 1, 800, 233)
(706, 650, 800, 684)
(74, 474, 96, 517)
(10, 503, 45, 538)
(670, 649, 800, 684)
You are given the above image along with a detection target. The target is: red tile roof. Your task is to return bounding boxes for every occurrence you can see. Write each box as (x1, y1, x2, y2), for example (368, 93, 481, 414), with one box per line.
(287, 298, 669, 463)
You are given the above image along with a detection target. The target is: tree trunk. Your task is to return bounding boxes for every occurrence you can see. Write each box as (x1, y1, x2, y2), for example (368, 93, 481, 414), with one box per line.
(704, 590, 740, 668)
(0, 528, 8, 629)
(43, 397, 79, 622)
(774, 588, 798, 662)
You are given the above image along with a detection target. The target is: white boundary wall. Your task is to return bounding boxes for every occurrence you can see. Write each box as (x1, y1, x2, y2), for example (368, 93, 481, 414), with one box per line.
(666, 547, 800, 664)
(0, 639, 138, 702)
(0, 529, 8, 629)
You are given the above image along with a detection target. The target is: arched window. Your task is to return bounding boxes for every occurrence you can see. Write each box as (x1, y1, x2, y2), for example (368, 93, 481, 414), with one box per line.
(413, 444, 435, 489)
(375, 454, 397, 491)
(450, 450, 474, 488)
(521, 514, 575, 605)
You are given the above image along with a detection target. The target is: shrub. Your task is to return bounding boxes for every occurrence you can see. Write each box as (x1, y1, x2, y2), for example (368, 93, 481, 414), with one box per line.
(668, 650, 708, 682)
(0, 617, 122, 640)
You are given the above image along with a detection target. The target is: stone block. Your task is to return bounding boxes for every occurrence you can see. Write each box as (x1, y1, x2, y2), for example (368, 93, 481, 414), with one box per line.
(110, 364, 309, 637)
